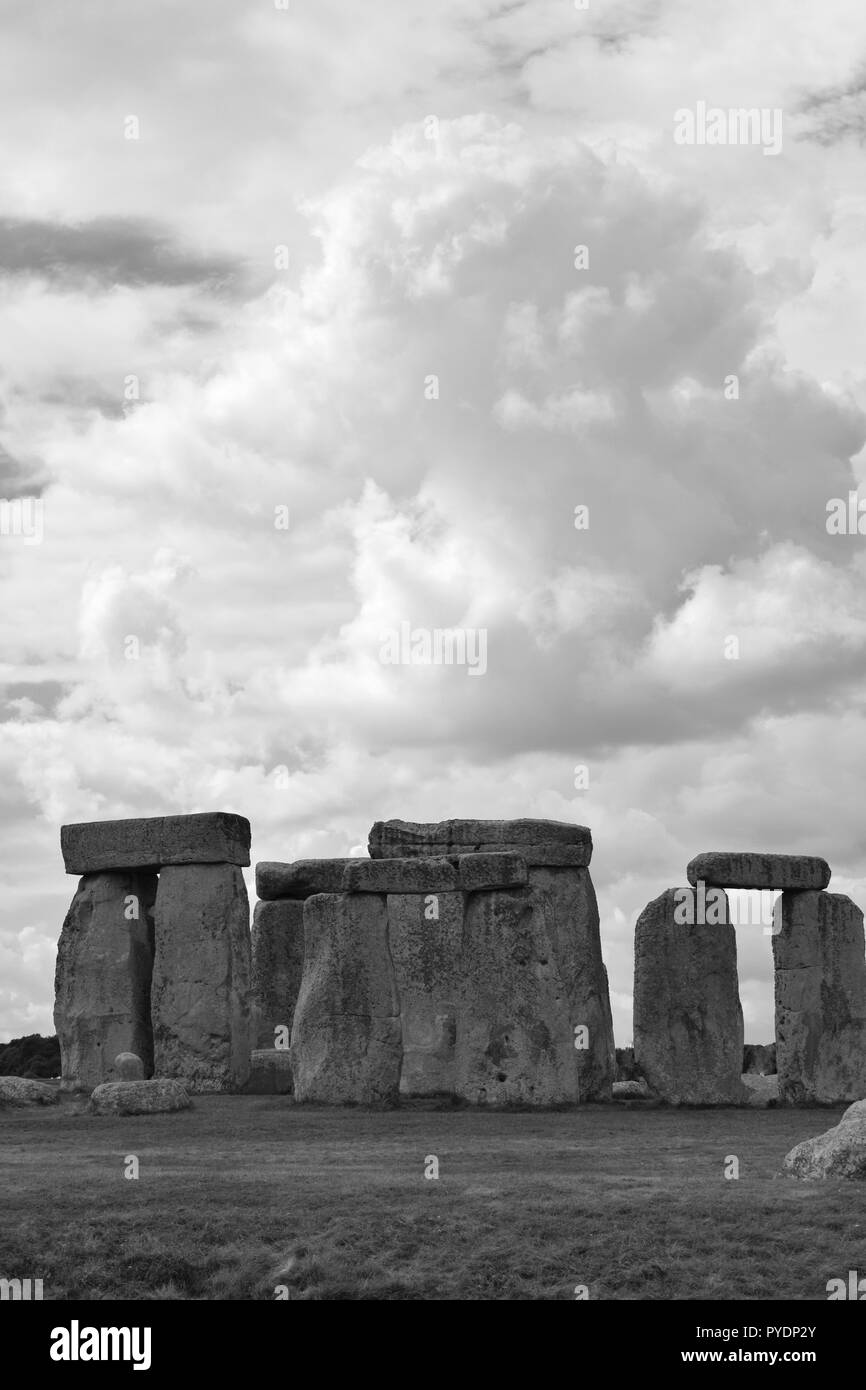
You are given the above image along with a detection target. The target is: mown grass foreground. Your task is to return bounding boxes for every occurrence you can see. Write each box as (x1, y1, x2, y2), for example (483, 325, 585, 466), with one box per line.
(2, 1097, 866, 1299)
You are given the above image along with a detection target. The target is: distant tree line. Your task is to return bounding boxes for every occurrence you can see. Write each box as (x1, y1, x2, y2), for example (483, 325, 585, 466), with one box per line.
(0, 1033, 60, 1078)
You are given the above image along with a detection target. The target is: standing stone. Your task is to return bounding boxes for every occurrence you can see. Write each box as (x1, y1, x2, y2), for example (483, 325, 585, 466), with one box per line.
(250, 899, 305, 1050)
(634, 887, 745, 1104)
(244, 1050, 294, 1095)
(151, 864, 253, 1092)
(115, 1052, 145, 1081)
(291, 893, 401, 1105)
(386, 891, 464, 1096)
(54, 871, 157, 1090)
(529, 866, 614, 1097)
(774, 891, 866, 1104)
(455, 876, 610, 1106)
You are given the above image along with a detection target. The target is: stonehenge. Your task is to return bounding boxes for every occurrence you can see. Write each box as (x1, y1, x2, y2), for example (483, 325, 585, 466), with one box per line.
(635, 851, 866, 1105)
(53, 811, 866, 1110)
(54, 813, 252, 1093)
(279, 818, 615, 1105)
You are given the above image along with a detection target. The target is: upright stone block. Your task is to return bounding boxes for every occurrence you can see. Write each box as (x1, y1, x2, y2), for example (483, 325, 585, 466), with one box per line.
(250, 899, 305, 1049)
(774, 891, 866, 1104)
(151, 864, 253, 1092)
(454, 870, 612, 1105)
(54, 871, 157, 1090)
(291, 893, 401, 1105)
(386, 891, 464, 1096)
(528, 866, 615, 1097)
(633, 887, 745, 1105)
(61, 812, 250, 873)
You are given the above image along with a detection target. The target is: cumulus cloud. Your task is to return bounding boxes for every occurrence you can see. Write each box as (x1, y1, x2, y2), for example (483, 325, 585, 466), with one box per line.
(2, 2, 866, 1046)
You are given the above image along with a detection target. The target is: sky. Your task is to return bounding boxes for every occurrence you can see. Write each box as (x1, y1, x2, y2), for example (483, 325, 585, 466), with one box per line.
(2, 0, 866, 1045)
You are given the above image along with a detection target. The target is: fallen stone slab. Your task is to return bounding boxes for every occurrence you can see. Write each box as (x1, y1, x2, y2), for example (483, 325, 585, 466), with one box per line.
(250, 899, 305, 1049)
(457, 852, 528, 892)
(774, 891, 866, 1104)
(255, 859, 356, 901)
(369, 818, 593, 867)
(341, 857, 458, 894)
(634, 887, 746, 1105)
(244, 1050, 294, 1096)
(54, 870, 157, 1089)
(88, 1079, 191, 1115)
(784, 1099, 866, 1178)
(0, 1077, 59, 1107)
(114, 1053, 144, 1081)
(61, 812, 251, 873)
(291, 893, 401, 1104)
(686, 852, 830, 891)
(151, 864, 253, 1093)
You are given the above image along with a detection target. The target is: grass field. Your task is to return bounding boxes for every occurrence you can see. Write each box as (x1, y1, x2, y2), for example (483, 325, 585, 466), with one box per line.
(2, 1096, 866, 1300)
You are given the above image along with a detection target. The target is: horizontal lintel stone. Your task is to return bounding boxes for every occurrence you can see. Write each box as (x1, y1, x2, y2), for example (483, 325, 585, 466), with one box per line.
(341, 857, 457, 894)
(256, 859, 356, 901)
(686, 852, 831, 892)
(457, 852, 528, 891)
(61, 812, 250, 874)
(368, 818, 592, 867)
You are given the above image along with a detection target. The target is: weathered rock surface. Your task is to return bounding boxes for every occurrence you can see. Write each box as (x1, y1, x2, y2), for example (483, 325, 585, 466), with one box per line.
(743, 1042, 776, 1075)
(255, 858, 355, 901)
(88, 1079, 191, 1115)
(612, 1079, 650, 1099)
(634, 887, 746, 1105)
(457, 852, 528, 892)
(114, 1052, 144, 1081)
(454, 869, 613, 1105)
(244, 1049, 294, 1095)
(774, 891, 866, 1104)
(342, 857, 457, 894)
(369, 818, 592, 867)
(0, 1077, 59, 1107)
(687, 852, 830, 891)
(386, 891, 464, 1096)
(250, 899, 305, 1050)
(54, 870, 157, 1089)
(291, 893, 401, 1104)
(784, 1099, 866, 1178)
(61, 812, 250, 873)
(742, 1073, 779, 1107)
(151, 864, 253, 1092)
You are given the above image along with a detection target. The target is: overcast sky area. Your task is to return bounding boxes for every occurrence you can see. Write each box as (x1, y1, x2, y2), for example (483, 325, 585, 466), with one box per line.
(2, 0, 866, 1045)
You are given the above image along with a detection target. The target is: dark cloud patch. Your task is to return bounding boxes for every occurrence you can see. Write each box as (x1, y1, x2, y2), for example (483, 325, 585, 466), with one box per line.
(0, 216, 242, 290)
(796, 69, 866, 145)
(0, 441, 46, 497)
(0, 681, 65, 721)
